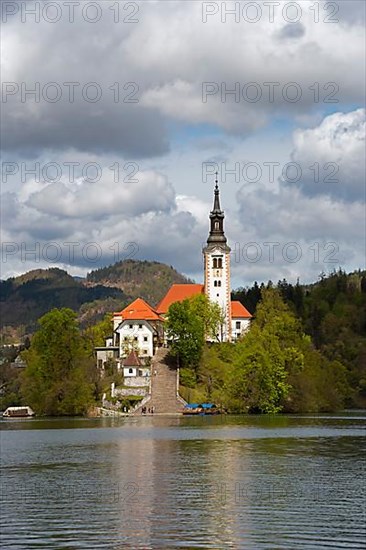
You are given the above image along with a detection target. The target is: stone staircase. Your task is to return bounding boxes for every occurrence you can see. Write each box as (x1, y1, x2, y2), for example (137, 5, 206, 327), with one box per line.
(133, 348, 186, 415)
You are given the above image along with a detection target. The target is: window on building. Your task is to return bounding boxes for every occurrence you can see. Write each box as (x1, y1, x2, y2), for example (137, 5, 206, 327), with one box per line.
(213, 258, 218, 268)
(215, 221, 219, 230)
(218, 281, 221, 287)
(124, 337, 128, 342)
(143, 336, 148, 342)
(218, 258, 223, 269)
(143, 350, 148, 355)
(129, 324, 133, 329)
(129, 368, 133, 374)
(214, 281, 217, 287)
(134, 336, 138, 342)
(236, 321, 241, 330)
(139, 324, 143, 329)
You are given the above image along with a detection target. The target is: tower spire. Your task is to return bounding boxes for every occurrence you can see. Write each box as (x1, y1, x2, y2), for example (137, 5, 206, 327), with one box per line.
(204, 175, 229, 249)
(213, 171, 221, 212)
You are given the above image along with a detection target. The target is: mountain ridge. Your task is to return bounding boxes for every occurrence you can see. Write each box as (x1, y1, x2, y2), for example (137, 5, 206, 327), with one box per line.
(0, 260, 192, 334)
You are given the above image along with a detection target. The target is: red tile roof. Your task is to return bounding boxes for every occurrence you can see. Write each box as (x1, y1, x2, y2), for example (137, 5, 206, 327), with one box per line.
(231, 301, 252, 319)
(114, 298, 163, 321)
(156, 284, 205, 314)
(122, 350, 141, 367)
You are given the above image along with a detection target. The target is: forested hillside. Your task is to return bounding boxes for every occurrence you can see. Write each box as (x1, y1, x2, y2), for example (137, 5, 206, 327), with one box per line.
(87, 259, 191, 305)
(0, 260, 191, 333)
(232, 270, 366, 408)
(0, 268, 125, 333)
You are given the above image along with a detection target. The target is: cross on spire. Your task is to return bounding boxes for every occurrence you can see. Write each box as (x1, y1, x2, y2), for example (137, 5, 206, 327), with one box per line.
(212, 173, 222, 212)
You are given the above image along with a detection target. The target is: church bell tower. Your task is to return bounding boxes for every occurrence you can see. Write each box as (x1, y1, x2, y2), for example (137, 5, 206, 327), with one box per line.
(203, 177, 231, 342)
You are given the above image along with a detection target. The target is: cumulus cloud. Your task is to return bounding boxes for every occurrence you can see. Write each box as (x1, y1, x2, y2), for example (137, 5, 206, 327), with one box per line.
(2, 0, 365, 156)
(284, 109, 365, 202)
(231, 110, 366, 284)
(231, 185, 365, 285)
(2, 100, 169, 158)
(0, 168, 206, 280)
(26, 170, 176, 218)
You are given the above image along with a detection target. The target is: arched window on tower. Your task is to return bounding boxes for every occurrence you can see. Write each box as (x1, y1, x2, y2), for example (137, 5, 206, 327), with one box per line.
(214, 281, 217, 287)
(215, 221, 219, 230)
(218, 258, 223, 269)
(218, 280, 222, 287)
(213, 258, 218, 269)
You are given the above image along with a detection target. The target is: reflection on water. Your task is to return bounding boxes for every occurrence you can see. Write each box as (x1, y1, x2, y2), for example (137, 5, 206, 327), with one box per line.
(1, 414, 365, 549)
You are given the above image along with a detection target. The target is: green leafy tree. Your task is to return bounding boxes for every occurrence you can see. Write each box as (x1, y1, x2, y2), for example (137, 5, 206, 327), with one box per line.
(198, 343, 234, 404)
(285, 347, 350, 412)
(21, 308, 94, 415)
(228, 289, 305, 413)
(83, 313, 113, 352)
(167, 299, 205, 369)
(167, 294, 224, 369)
(229, 335, 290, 413)
(189, 294, 224, 341)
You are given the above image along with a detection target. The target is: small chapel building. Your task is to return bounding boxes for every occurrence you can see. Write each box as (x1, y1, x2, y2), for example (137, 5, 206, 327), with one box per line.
(96, 180, 252, 372)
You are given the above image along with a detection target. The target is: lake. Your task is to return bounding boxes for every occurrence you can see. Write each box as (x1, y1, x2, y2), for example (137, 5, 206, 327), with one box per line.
(1, 413, 365, 549)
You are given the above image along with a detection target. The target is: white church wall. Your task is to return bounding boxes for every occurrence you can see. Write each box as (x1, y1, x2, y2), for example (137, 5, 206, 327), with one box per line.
(231, 319, 251, 341)
(116, 321, 154, 357)
(205, 249, 231, 341)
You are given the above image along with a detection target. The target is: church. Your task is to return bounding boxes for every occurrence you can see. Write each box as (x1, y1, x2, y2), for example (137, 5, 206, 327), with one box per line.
(96, 179, 252, 372)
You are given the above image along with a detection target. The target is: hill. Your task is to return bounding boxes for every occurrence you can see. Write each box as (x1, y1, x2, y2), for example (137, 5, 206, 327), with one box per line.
(0, 268, 126, 333)
(86, 259, 191, 305)
(0, 261, 191, 333)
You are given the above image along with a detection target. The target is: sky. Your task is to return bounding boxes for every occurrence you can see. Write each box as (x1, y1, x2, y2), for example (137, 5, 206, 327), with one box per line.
(1, 0, 365, 288)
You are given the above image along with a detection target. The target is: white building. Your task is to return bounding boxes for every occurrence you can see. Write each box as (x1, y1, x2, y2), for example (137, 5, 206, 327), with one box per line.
(95, 337, 119, 370)
(113, 298, 164, 366)
(231, 301, 252, 341)
(122, 350, 150, 378)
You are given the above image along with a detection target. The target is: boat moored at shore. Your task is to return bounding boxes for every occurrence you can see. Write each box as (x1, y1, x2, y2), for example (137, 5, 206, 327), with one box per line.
(2, 406, 35, 418)
(183, 403, 223, 415)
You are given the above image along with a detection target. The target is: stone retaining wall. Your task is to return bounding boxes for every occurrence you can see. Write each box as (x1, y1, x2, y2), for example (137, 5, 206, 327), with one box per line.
(115, 387, 148, 397)
(124, 376, 150, 387)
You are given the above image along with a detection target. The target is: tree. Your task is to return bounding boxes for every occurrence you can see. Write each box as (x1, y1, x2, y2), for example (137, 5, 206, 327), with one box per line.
(167, 294, 224, 369)
(83, 313, 113, 352)
(229, 334, 290, 413)
(198, 343, 234, 404)
(166, 299, 205, 369)
(21, 308, 94, 415)
(228, 289, 305, 413)
(189, 294, 223, 341)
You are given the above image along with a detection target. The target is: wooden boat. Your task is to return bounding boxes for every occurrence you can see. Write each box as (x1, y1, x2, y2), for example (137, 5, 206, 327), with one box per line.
(183, 403, 222, 415)
(2, 406, 35, 418)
